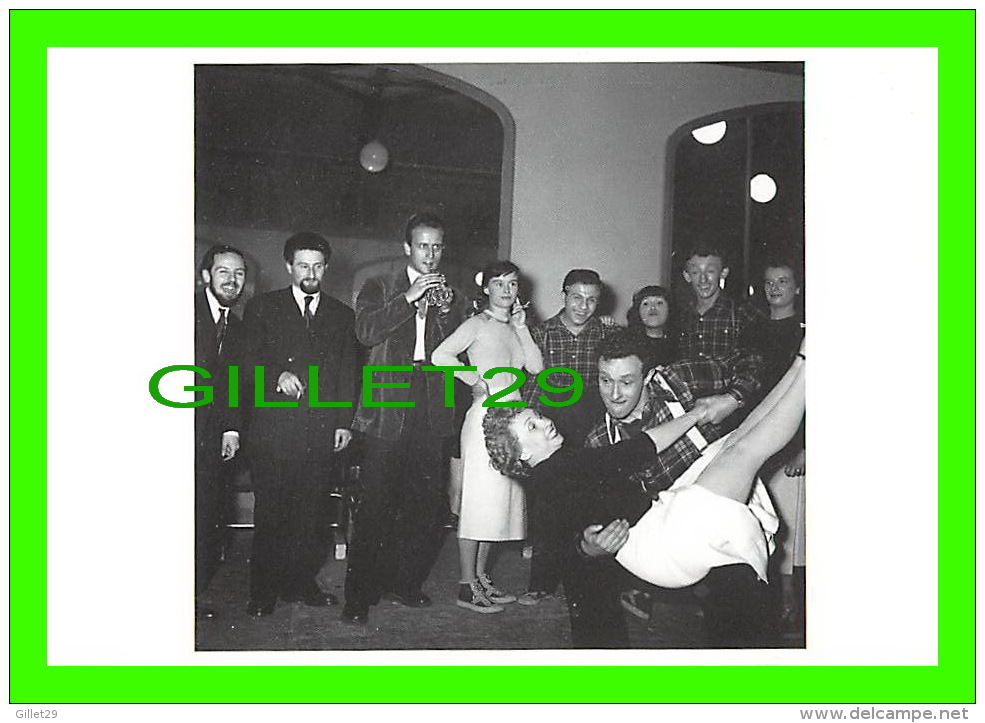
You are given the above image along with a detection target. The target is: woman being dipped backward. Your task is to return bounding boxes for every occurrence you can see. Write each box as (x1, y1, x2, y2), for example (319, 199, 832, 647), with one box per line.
(431, 261, 544, 613)
(482, 344, 805, 640)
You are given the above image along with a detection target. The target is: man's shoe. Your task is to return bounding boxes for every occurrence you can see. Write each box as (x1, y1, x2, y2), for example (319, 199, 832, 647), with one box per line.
(477, 573, 517, 604)
(246, 599, 277, 617)
(386, 589, 432, 608)
(341, 605, 369, 626)
(456, 580, 504, 614)
(517, 590, 554, 606)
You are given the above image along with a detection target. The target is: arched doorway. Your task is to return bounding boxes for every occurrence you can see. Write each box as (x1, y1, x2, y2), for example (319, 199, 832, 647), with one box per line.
(195, 63, 516, 304)
(664, 101, 804, 308)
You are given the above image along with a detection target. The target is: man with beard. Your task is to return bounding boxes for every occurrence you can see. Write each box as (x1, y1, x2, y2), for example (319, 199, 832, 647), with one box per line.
(194, 244, 248, 619)
(240, 232, 359, 617)
(342, 213, 468, 626)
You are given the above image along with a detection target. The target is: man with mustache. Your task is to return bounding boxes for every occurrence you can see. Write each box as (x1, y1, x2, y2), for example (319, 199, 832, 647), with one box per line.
(239, 232, 359, 617)
(194, 244, 248, 619)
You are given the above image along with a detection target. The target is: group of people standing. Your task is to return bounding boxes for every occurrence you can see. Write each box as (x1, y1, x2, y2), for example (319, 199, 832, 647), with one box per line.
(194, 211, 806, 647)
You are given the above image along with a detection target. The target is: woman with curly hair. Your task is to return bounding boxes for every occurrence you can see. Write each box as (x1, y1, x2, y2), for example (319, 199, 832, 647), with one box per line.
(483, 347, 805, 646)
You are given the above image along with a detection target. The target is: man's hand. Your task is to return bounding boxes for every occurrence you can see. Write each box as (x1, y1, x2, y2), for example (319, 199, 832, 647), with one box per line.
(405, 273, 446, 304)
(580, 519, 630, 557)
(599, 315, 617, 328)
(334, 428, 353, 452)
(784, 448, 806, 477)
(276, 371, 305, 398)
(221, 432, 240, 461)
(696, 393, 741, 425)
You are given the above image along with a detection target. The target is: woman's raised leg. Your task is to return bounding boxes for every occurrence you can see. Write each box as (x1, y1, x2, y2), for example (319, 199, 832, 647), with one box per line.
(696, 357, 805, 503)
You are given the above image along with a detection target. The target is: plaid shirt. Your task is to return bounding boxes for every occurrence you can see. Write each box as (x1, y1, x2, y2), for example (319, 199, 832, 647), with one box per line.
(524, 314, 610, 431)
(677, 293, 764, 404)
(585, 358, 731, 498)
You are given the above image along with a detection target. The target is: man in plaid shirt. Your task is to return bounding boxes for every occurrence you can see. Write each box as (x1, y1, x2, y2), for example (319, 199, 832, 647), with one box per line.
(563, 331, 745, 645)
(585, 328, 760, 625)
(520, 268, 613, 605)
(585, 332, 734, 497)
(676, 244, 764, 426)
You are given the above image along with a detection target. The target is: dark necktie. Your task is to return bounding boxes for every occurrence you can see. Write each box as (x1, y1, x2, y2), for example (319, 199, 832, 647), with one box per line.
(304, 295, 314, 329)
(215, 307, 228, 354)
(616, 418, 645, 439)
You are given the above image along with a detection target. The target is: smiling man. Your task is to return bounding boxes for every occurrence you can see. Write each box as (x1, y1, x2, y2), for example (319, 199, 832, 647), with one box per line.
(677, 244, 764, 428)
(194, 244, 248, 619)
(520, 268, 612, 605)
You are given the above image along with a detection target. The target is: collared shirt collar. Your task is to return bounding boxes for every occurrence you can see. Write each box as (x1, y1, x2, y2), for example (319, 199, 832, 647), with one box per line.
(604, 386, 653, 444)
(544, 311, 602, 337)
(407, 265, 427, 362)
(291, 284, 321, 316)
(204, 286, 227, 324)
(687, 291, 730, 318)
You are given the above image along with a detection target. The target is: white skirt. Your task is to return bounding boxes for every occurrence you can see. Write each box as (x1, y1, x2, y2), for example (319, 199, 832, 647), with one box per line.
(616, 436, 779, 588)
(457, 398, 526, 541)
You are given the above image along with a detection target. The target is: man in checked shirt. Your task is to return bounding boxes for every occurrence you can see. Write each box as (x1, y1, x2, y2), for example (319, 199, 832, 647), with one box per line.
(518, 268, 614, 606)
(578, 331, 772, 645)
(676, 243, 764, 428)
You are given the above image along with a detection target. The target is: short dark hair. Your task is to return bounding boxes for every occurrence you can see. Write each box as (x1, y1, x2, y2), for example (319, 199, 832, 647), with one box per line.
(627, 284, 671, 330)
(478, 259, 520, 288)
(199, 244, 246, 274)
(562, 268, 602, 294)
(762, 254, 803, 287)
(596, 329, 646, 368)
(405, 213, 445, 245)
(283, 232, 332, 265)
(684, 242, 728, 267)
(482, 407, 533, 479)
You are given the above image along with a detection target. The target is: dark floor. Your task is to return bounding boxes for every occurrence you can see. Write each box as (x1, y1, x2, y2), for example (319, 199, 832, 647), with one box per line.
(196, 528, 805, 651)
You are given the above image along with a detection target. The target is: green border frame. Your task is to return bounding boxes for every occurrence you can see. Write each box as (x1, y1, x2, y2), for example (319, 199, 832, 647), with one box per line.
(9, 9, 974, 704)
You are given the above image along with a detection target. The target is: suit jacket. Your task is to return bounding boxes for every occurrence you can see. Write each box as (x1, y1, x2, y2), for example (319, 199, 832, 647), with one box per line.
(194, 289, 244, 464)
(352, 268, 467, 440)
(241, 286, 359, 462)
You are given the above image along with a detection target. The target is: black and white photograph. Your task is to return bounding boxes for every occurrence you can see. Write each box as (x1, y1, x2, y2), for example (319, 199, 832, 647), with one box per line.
(191, 61, 807, 651)
(45, 43, 940, 674)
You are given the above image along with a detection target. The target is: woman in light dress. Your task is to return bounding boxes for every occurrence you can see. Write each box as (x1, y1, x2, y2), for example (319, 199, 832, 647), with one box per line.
(431, 260, 544, 613)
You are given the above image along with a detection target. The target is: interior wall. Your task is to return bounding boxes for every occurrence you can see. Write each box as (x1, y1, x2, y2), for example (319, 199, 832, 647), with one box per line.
(425, 63, 804, 323)
(194, 226, 489, 313)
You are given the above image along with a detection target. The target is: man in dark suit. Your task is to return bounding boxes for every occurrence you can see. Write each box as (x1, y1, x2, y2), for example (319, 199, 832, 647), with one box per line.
(241, 232, 359, 617)
(342, 213, 468, 625)
(194, 244, 247, 619)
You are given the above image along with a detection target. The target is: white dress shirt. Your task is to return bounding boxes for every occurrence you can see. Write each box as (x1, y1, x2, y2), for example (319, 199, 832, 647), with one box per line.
(406, 266, 427, 362)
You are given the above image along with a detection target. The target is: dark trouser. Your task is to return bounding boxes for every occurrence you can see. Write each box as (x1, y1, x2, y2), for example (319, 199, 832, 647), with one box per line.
(249, 458, 334, 603)
(526, 400, 602, 595)
(560, 541, 629, 648)
(700, 563, 776, 647)
(344, 375, 446, 611)
(195, 456, 228, 597)
(526, 483, 563, 594)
